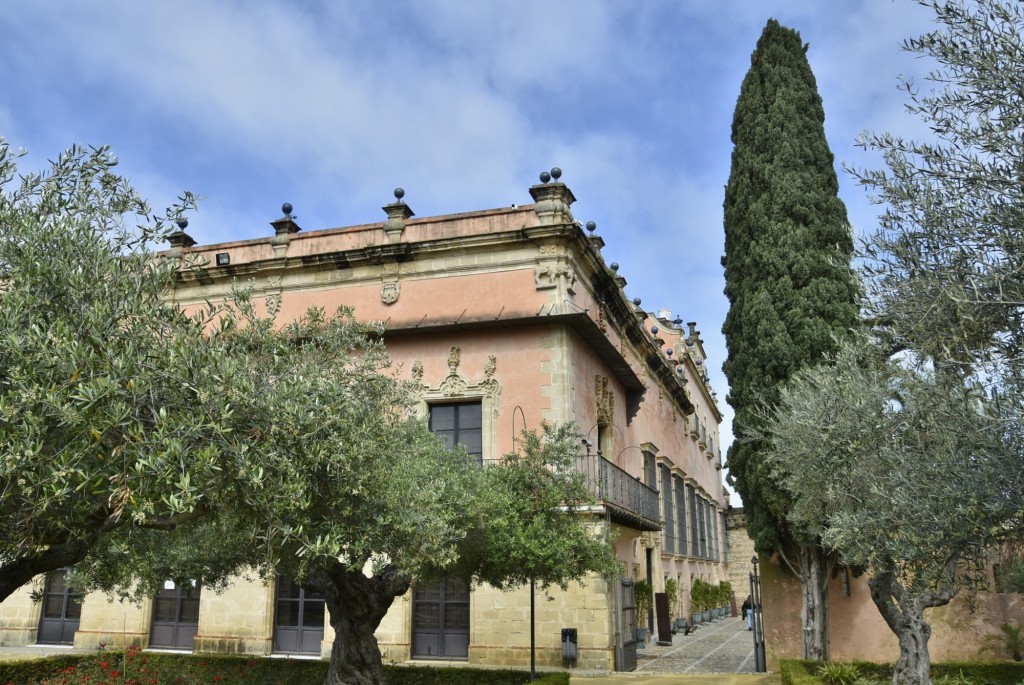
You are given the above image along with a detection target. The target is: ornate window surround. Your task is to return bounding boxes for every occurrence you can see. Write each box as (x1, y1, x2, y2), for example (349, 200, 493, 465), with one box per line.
(410, 346, 502, 461)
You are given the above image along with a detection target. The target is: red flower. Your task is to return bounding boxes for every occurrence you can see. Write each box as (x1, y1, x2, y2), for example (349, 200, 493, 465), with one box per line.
(101, 662, 109, 669)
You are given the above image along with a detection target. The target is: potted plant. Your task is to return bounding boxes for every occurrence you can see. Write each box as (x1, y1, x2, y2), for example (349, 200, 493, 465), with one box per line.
(665, 578, 680, 634)
(718, 581, 733, 618)
(690, 578, 710, 624)
(634, 579, 653, 644)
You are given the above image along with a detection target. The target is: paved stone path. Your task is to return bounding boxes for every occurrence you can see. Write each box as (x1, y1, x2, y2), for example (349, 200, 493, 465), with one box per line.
(571, 618, 774, 684)
(635, 616, 757, 674)
(571, 674, 778, 685)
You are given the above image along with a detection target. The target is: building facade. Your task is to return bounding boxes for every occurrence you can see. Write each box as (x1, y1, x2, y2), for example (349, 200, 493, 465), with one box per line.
(0, 175, 729, 671)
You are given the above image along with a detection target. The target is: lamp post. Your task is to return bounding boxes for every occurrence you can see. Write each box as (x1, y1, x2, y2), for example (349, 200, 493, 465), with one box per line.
(749, 555, 766, 672)
(529, 577, 535, 682)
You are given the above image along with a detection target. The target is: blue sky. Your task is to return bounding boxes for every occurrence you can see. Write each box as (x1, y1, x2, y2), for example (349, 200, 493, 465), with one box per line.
(1, 1, 938, 504)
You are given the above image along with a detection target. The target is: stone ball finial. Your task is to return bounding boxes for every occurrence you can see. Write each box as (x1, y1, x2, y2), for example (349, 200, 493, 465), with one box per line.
(610, 262, 619, 272)
(394, 188, 405, 201)
(632, 298, 641, 306)
(651, 325, 659, 335)
(667, 348, 673, 357)
(176, 218, 188, 230)
(550, 167, 562, 181)
(282, 203, 293, 216)
(539, 171, 551, 183)
(585, 220, 596, 233)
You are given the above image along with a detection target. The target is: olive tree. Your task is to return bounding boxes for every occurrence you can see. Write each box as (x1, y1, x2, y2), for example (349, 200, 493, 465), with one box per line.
(797, 2, 1024, 679)
(761, 340, 1020, 685)
(852, 0, 1024, 384)
(87, 315, 616, 685)
(0, 140, 237, 601)
(1, 138, 617, 685)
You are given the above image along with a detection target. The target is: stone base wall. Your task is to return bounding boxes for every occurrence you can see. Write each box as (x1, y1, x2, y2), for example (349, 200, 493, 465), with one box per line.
(375, 588, 412, 664)
(0, 584, 40, 646)
(196, 575, 274, 647)
(466, 577, 612, 671)
(72, 589, 149, 651)
(0, 571, 617, 671)
(193, 636, 272, 656)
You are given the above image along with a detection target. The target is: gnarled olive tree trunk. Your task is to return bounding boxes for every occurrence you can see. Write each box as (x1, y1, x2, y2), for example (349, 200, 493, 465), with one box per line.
(869, 570, 953, 685)
(307, 562, 411, 685)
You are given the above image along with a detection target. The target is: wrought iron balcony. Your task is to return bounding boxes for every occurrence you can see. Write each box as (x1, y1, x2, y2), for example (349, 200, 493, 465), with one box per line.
(575, 453, 661, 531)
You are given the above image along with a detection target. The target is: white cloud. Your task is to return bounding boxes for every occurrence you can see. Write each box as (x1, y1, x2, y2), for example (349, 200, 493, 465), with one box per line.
(0, 0, 942, 509)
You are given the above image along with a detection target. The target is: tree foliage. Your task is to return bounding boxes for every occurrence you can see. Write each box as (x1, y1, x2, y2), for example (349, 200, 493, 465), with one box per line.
(762, 339, 1021, 685)
(764, 341, 1013, 592)
(0, 138, 618, 685)
(454, 422, 619, 591)
(721, 18, 860, 661)
(763, 1, 1024, 683)
(852, 0, 1024, 382)
(0, 140, 230, 600)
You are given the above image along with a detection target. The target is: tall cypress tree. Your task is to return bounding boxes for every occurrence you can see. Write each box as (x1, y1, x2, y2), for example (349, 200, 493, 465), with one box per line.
(721, 19, 859, 660)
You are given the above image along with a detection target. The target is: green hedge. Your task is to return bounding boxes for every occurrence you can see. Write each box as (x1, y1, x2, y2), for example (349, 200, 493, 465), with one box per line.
(780, 659, 822, 685)
(780, 659, 1024, 685)
(0, 650, 571, 685)
(930, 662, 1024, 684)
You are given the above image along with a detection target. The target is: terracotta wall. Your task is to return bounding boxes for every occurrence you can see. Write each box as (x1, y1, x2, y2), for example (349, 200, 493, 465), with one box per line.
(760, 556, 1024, 667)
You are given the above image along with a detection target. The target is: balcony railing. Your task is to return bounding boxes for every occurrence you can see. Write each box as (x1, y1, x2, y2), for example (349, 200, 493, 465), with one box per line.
(575, 453, 661, 531)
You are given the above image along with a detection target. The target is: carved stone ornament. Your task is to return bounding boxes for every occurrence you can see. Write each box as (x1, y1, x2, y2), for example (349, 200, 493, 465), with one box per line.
(596, 375, 615, 425)
(534, 264, 577, 294)
(381, 281, 400, 305)
(263, 276, 284, 317)
(410, 347, 503, 405)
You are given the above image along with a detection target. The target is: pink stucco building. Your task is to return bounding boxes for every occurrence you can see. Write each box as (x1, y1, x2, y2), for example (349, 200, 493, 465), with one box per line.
(0, 173, 729, 672)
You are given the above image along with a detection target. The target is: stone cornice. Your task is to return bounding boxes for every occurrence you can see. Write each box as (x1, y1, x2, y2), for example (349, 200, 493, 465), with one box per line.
(171, 211, 697, 422)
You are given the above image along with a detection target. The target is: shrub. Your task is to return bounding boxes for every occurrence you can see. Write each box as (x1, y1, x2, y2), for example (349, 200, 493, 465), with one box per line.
(718, 580, 733, 608)
(817, 661, 861, 685)
(0, 650, 570, 685)
(980, 623, 1024, 662)
(665, 577, 680, 616)
(931, 662, 1024, 684)
(781, 659, 1024, 685)
(780, 659, 820, 685)
(690, 578, 713, 613)
(933, 672, 978, 685)
(634, 579, 653, 619)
